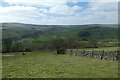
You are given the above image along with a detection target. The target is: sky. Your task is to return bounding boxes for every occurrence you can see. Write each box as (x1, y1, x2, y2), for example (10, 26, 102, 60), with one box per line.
(0, 0, 119, 25)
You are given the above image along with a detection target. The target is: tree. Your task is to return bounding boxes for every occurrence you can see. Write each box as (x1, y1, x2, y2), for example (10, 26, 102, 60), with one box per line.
(11, 41, 24, 52)
(80, 31, 90, 37)
(86, 40, 98, 48)
(66, 37, 79, 49)
(2, 38, 13, 53)
(50, 37, 66, 54)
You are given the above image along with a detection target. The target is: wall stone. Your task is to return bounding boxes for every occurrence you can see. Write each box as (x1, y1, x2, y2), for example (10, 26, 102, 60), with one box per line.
(67, 49, 119, 61)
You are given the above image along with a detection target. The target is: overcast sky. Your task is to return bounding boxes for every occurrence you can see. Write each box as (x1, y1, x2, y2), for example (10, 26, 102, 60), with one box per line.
(0, 0, 119, 25)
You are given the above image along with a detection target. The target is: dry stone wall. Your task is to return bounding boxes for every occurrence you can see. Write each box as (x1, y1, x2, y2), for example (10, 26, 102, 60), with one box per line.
(67, 49, 119, 61)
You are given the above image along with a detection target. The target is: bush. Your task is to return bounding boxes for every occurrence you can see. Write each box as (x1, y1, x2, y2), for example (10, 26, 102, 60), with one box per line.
(57, 48, 66, 54)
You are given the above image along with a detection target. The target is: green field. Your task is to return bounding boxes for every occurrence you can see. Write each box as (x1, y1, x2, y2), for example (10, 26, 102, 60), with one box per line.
(2, 51, 118, 78)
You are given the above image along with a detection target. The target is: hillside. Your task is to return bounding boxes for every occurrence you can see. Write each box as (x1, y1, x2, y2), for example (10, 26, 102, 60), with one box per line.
(2, 23, 66, 39)
(2, 23, 118, 41)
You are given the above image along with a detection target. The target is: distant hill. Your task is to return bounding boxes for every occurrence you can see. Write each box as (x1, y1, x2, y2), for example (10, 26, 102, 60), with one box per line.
(2, 23, 66, 39)
(2, 23, 118, 41)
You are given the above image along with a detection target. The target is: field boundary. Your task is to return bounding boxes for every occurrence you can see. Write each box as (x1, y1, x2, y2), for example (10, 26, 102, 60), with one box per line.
(67, 49, 119, 61)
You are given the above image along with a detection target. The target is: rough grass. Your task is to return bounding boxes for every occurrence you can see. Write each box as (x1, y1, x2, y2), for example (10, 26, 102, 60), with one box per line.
(2, 51, 118, 78)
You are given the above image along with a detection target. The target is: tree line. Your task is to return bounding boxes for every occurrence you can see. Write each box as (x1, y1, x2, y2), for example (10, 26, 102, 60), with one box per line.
(4, 37, 118, 54)
(2, 37, 100, 54)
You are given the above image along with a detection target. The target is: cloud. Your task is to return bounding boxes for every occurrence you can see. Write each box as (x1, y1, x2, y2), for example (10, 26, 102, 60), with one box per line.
(69, 0, 119, 2)
(91, 0, 119, 2)
(0, 0, 118, 25)
(4, 0, 68, 8)
(88, 2, 118, 11)
(0, 6, 46, 23)
(72, 5, 82, 11)
(49, 4, 82, 16)
(49, 5, 70, 15)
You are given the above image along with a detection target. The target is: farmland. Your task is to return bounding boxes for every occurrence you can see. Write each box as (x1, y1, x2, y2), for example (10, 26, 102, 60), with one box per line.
(2, 23, 119, 78)
(2, 50, 118, 78)
(1, 0, 119, 78)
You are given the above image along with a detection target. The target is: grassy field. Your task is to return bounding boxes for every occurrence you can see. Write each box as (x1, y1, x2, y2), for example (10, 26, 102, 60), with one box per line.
(2, 51, 118, 78)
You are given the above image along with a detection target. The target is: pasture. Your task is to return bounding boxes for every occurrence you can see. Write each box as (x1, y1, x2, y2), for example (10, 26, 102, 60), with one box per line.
(2, 50, 118, 78)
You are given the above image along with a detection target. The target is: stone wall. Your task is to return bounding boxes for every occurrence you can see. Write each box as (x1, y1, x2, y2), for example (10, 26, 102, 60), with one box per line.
(67, 49, 119, 61)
